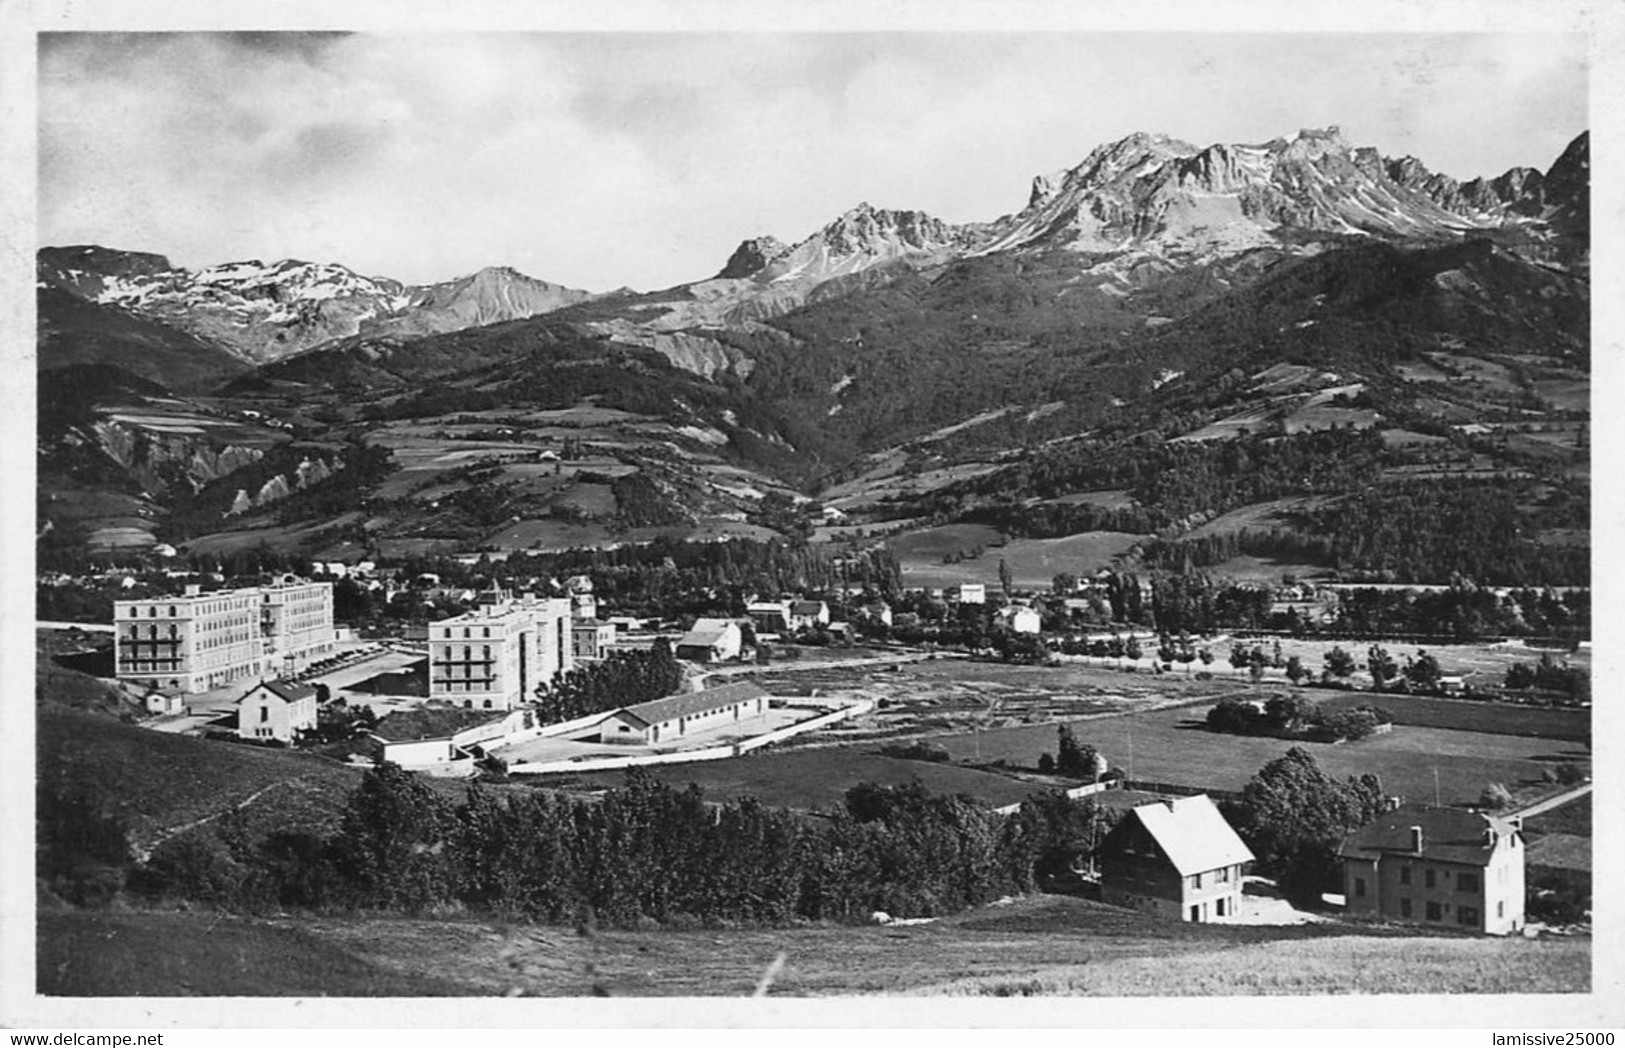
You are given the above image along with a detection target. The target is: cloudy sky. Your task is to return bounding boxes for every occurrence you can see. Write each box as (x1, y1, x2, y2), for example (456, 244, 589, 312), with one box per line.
(38, 31, 1587, 291)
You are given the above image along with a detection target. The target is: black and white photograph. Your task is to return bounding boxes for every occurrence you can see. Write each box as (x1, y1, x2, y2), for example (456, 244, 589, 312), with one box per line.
(3, 0, 1618, 1032)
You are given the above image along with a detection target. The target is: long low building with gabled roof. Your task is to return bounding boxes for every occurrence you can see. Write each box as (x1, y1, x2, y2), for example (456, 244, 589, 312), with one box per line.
(597, 681, 769, 745)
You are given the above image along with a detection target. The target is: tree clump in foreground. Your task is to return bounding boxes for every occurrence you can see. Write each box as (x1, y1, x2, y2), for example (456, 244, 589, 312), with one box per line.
(59, 766, 1124, 929)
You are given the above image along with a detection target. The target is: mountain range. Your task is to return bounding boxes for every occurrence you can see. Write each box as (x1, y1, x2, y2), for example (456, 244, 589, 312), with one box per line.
(36, 126, 1590, 577)
(40, 126, 1587, 366)
(38, 248, 599, 363)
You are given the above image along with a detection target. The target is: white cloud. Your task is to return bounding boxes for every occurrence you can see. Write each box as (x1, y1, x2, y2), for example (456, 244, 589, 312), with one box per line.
(38, 31, 1587, 291)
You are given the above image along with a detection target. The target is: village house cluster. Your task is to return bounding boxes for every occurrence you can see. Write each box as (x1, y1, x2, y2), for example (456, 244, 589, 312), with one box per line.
(88, 559, 1566, 939)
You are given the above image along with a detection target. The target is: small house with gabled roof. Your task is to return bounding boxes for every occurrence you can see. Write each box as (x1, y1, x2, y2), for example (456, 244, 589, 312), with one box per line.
(998, 604, 1042, 634)
(1339, 805, 1525, 935)
(789, 600, 831, 631)
(1097, 795, 1255, 922)
(674, 618, 744, 662)
(236, 679, 318, 743)
(597, 681, 769, 745)
(745, 600, 793, 635)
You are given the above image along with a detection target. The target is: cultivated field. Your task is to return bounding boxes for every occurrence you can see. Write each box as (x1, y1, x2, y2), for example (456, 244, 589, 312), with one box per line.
(1039, 488, 1137, 509)
(1197, 554, 1333, 585)
(891, 530, 1148, 589)
(561, 661, 1236, 809)
(884, 523, 1005, 564)
(1314, 691, 1589, 742)
(737, 658, 1238, 740)
(921, 700, 1589, 809)
(1186, 497, 1333, 540)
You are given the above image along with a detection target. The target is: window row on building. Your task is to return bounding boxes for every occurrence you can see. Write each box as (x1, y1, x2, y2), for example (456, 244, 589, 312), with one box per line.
(114, 577, 336, 695)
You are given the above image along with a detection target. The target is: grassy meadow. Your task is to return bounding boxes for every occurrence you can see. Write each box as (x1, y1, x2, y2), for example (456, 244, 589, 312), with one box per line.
(37, 893, 1587, 998)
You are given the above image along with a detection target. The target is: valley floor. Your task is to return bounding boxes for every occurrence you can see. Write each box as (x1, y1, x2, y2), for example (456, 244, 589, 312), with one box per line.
(37, 893, 1588, 999)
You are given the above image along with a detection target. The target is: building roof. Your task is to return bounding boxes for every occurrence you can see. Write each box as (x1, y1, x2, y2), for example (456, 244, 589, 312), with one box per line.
(1523, 832, 1591, 873)
(372, 706, 512, 743)
(572, 618, 610, 629)
(1337, 805, 1520, 868)
(676, 618, 740, 648)
(1128, 795, 1256, 876)
(790, 600, 827, 615)
(617, 682, 769, 727)
(239, 679, 318, 705)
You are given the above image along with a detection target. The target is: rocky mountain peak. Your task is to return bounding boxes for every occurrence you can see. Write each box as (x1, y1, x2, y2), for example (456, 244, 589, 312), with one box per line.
(717, 236, 790, 279)
(818, 202, 956, 255)
(1278, 125, 1351, 161)
(1072, 131, 1199, 186)
(40, 245, 175, 279)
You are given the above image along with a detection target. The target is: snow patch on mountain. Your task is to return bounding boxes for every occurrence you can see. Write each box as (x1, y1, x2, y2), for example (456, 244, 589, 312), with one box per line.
(37, 249, 595, 364)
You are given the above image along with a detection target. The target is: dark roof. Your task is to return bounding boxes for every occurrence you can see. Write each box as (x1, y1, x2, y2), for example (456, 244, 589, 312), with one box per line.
(617, 682, 769, 727)
(239, 679, 317, 705)
(1338, 806, 1519, 867)
(1526, 832, 1591, 873)
(372, 706, 512, 743)
(790, 600, 827, 615)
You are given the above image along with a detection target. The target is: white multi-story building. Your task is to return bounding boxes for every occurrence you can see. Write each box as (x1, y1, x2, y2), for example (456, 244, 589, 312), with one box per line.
(114, 576, 335, 694)
(428, 591, 574, 710)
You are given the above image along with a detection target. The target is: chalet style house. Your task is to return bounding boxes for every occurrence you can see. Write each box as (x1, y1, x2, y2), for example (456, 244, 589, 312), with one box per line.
(1338, 805, 1526, 935)
(1097, 795, 1255, 922)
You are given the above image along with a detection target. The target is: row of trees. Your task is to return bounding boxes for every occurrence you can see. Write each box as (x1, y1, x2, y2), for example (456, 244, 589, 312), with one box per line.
(125, 767, 1123, 926)
(532, 640, 685, 724)
(1504, 654, 1590, 704)
(1144, 575, 1588, 642)
(42, 723, 1423, 923)
(1139, 475, 1590, 588)
(955, 429, 1389, 527)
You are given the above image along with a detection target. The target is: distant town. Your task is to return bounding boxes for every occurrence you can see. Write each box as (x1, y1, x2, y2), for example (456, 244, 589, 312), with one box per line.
(37, 543, 1590, 987)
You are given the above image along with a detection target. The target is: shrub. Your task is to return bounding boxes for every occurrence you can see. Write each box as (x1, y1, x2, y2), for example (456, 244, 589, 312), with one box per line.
(1479, 783, 1514, 810)
(1554, 763, 1588, 786)
(142, 830, 250, 905)
(879, 741, 952, 764)
(1322, 707, 1381, 741)
(1527, 871, 1590, 925)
